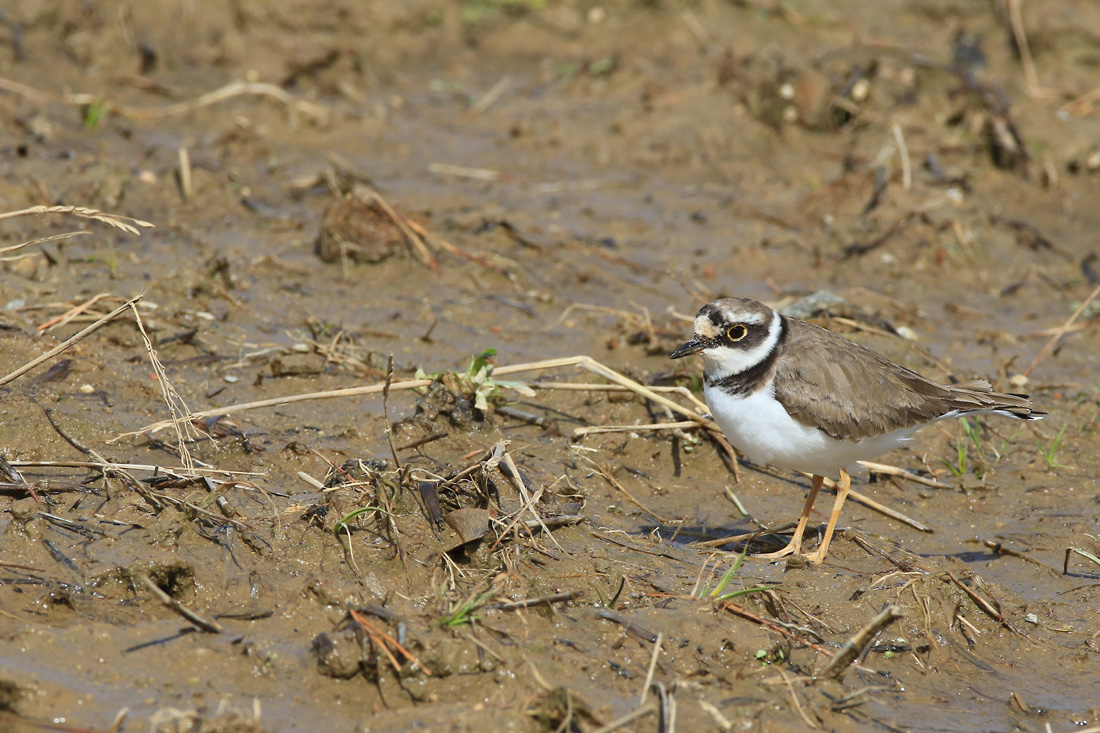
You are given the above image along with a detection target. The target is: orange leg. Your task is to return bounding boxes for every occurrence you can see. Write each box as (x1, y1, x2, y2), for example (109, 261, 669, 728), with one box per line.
(802, 468, 851, 565)
(754, 474, 824, 560)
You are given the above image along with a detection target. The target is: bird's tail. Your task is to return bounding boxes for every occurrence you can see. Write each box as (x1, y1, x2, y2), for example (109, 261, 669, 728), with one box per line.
(948, 380, 1045, 421)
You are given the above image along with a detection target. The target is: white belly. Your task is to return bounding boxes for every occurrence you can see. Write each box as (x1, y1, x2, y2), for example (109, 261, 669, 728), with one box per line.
(704, 382, 917, 477)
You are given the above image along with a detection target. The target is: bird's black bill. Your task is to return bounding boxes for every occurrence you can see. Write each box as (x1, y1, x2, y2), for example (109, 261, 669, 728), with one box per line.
(670, 337, 704, 359)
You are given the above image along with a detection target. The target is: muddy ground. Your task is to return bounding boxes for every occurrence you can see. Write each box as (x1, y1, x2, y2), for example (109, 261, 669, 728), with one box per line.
(1, 1, 1099, 731)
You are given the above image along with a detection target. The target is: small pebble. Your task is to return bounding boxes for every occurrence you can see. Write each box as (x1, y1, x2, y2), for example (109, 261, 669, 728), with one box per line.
(11, 256, 38, 280)
(896, 325, 919, 342)
(851, 78, 870, 102)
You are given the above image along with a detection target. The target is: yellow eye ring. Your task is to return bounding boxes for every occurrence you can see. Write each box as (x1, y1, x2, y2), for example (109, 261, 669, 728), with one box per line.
(727, 324, 748, 341)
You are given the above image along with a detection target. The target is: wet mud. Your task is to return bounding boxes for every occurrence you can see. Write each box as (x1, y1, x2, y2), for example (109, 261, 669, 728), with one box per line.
(1, 1, 1099, 731)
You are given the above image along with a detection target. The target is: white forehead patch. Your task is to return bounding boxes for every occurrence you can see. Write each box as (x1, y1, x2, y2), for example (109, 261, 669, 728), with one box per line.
(695, 315, 718, 338)
(706, 303, 769, 330)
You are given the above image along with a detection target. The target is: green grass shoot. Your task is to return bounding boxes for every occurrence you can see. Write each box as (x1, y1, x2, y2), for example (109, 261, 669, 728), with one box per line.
(1038, 425, 1067, 470)
(333, 506, 381, 535)
(593, 575, 626, 609)
(442, 587, 498, 627)
(701, 548, 773, 601)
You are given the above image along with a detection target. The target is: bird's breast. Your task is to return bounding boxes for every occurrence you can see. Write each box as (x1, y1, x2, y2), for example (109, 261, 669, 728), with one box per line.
(703, 381, 915, 476)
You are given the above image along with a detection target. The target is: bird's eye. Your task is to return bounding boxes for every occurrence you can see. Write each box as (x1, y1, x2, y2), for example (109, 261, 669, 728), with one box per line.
(727, 324, 748, 341)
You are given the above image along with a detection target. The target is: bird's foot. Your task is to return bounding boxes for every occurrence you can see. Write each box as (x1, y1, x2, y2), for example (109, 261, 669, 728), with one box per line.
(752, 541, 802, 560)
(796, 548, 827, 565)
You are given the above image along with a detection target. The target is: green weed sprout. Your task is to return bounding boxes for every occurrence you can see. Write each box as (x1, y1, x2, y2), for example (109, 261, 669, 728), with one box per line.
(442, 586, 498, 627)
(417, 347, 535, 412)
(1038, 425, 1068, 470)
(701, 548, 774, 601)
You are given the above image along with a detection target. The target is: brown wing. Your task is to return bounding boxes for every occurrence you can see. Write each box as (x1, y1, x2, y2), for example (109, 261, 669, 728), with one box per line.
(774, 318, 1039, 440)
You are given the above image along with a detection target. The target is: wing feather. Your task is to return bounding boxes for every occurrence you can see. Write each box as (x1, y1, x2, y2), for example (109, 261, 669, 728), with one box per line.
(773, 318, 1039, 440)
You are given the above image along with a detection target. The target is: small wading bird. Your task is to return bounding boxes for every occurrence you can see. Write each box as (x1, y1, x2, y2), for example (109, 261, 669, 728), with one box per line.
(671, 297, 1044, 564)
